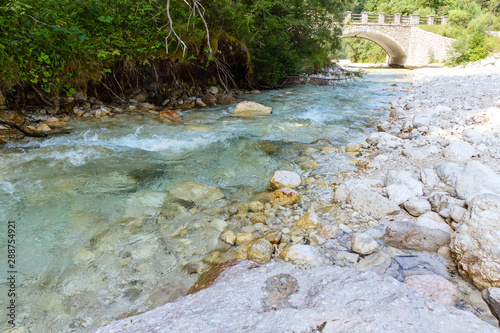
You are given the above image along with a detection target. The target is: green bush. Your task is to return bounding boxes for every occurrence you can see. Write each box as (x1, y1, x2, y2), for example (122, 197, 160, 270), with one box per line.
(448, 9, 470, 27)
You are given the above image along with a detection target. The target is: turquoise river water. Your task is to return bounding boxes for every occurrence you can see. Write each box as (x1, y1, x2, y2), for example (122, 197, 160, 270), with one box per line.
(0, 69, 408, 332)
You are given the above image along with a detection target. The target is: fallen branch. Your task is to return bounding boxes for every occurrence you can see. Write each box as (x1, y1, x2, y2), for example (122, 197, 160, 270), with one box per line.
(0, 120, 47, 137)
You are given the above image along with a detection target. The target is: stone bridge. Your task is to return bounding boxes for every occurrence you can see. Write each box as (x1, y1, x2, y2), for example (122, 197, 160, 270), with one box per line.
(342, 12, 455, 67)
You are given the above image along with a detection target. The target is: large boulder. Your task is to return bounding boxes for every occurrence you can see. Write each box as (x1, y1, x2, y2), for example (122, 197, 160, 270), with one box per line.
(347, 186, 400, 217)
(169, 181, 225, 205)
(482, 287, 500, 324)
(451, 193, 500, 289)
(455, 161, 500, 204)
(232, 101, 272, 118)
(93, 261, 498, 333)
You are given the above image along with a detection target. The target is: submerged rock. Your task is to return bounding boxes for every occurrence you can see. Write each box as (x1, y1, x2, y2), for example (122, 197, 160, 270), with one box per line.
(159, 110, 183, 124)
(169, 181, 225, 205)
(232, 101, 272, 118)
(94, 261, 498, 333)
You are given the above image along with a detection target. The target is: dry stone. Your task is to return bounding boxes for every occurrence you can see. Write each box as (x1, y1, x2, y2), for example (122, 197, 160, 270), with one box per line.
(347, 186, 400, 217)
(270, 170, 301, 189)
(351, 233, 380, 255)
(94, 261, 499, 333)
(404, 274, 459, 306)
(404, 199, 431, 216)
(247, 238, 273, 263)
(280, 245, 323, 268)
(270, 188, 300, 206)
(296, 211, 320, 229)
(382, 221, 450, 252)
(451, 193, 500, 289)
(443, 141, 476, 160)
(455, 161, 500, 204)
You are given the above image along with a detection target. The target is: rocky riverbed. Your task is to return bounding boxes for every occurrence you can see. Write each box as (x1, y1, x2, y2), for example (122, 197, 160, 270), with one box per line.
(91, 56, 500, 332)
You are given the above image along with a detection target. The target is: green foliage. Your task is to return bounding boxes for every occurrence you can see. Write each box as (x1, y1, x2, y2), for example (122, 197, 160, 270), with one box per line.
(0, 0, 353, 96)
(338, 39, 386, 63)
(450, 31, 489, 64)
(448, 9, 472, 27)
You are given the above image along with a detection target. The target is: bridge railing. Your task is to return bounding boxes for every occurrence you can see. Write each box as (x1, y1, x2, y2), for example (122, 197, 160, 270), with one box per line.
(344, 12, 448, 26)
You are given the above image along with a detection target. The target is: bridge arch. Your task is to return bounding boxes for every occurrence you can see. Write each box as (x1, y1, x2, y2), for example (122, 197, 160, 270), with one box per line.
(341, 30, 407, 67)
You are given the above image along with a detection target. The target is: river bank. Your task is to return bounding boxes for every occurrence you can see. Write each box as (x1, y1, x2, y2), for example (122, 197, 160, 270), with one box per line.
(92, 56, 500, 332)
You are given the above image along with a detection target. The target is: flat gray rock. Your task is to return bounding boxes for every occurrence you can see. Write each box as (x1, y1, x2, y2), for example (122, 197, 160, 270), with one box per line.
(93, 261, 498, 333)
(347, 186, 400, 217)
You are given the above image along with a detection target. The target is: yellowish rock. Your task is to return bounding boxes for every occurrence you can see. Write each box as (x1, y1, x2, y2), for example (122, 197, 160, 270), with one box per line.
(346, 142, 362, 152)
(220, 230, 236, 245)
(232, 101, 272, 118)
(264, 230, 282, 244)
(296, 211, 321, 229)
(321, 147, 337, 153)
(236, 232, 254, 245)
(300, 160, 318, 170)
(270, 188, 300, 206)
(39, 123, 51, 131)
(249, 201, 265, 212)
(247, 238, 273, 263)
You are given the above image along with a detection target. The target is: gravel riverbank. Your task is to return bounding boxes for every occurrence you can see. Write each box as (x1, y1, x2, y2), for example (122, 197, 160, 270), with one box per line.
(93, 56, 500, 332)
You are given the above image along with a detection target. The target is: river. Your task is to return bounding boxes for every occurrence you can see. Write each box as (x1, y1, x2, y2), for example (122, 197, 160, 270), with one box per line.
(0, 69, 409, 332)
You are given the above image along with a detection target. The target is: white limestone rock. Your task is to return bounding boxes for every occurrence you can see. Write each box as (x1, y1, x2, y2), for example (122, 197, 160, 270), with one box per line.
(443, 141, 476, 160)
(462, 129, 484, 144)
(366, 132, 402, 148)
(455, 161, 500, 204)
(449, 205, 467, 223)
(93, 261, 497, 333)
(351, 233, 380, 255)
(435, 163, 463, 187)
(385, 170, 423, 205)
(347, 186, 400, 217)
(420, 168, 440, 188)
(270, 170, 301, 189)
(427, 192, 465, 212)
(404, 199, 431, 217)
(451, 193, 500, 289)
(402, 148, 430, 160)
(280, 244, 323, 267)
(416, 215, 453, 234)
(412, 115, 431, 128)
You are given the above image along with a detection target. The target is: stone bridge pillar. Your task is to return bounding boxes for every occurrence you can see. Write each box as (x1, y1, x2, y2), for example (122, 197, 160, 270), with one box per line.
(394, 13, 401, 25)
(441, 16, 448, 24)
(361, 12, 368, 24)
(378, 13, 386, 24)
(427, 15, 435, 25)
(344, 11, 352, 24)
(409, 14, 420, 26)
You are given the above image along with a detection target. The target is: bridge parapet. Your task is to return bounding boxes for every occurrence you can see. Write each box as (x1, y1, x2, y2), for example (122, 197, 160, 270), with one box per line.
(344, 11, 448, 26)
